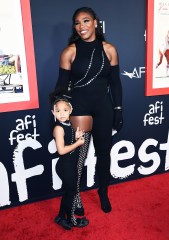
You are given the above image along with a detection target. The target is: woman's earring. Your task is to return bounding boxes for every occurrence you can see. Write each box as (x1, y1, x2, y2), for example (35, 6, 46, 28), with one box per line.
(95, 25, 97, 28)
(54, 116, 56, 122)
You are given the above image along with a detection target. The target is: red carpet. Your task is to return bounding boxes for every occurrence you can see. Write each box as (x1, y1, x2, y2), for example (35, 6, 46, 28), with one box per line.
(0, 173, 169, 240)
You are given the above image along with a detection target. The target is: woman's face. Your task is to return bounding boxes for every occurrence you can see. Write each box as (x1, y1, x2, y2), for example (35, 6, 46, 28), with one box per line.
(74, 12, 97, 42)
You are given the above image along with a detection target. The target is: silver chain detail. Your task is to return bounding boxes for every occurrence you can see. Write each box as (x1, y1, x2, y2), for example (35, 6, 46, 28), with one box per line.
(75, 132, 91, 209)
(70, 126, 75, 155)
(71, 195, 77, 225)
(74, 51, 105, 88)
(74, 49, 95, 86)
(60, 121, 71, 126)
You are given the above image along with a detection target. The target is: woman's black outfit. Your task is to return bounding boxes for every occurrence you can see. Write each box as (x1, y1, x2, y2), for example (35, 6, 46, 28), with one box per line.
(55, 38, 123, 213)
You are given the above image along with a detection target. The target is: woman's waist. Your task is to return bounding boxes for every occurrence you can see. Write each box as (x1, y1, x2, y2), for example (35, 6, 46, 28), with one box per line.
(71, 85, 108, 96)
(70, 89, 110, 103)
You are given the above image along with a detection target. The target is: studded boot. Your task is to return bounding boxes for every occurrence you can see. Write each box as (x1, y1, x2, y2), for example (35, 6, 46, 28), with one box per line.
(74, 132, 91, 216)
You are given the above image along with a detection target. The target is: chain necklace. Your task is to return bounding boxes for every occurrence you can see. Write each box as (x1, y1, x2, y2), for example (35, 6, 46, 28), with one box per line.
(60, 121, 71, 126)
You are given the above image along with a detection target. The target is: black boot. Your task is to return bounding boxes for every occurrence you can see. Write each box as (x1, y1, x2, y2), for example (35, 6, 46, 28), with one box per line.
(74, 206, 85, 216)
(54, 216, 72, 230)
(70, 217, 89, 228)
(75, 132, 91, 216)
(98, 188, 112, 213)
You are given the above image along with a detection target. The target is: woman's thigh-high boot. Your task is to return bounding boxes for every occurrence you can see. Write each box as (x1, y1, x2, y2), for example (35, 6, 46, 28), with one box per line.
(96, 153, 112, 213)
(74, 132, 91, 216)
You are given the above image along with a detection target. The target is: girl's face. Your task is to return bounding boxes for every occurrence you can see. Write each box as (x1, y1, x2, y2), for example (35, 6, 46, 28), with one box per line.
(74, 12, 97, 42)
(52, 101, 72, 122)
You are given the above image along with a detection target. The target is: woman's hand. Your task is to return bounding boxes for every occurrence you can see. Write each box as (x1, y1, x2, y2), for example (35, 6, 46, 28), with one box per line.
(113, 109, 123, 132)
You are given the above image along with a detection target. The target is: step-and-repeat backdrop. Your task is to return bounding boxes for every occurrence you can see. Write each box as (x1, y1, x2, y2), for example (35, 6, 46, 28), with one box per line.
(1, 0, 169, 209)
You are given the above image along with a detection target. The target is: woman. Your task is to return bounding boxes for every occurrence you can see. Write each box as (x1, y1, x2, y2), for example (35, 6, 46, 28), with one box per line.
(55, 7, 123, 214)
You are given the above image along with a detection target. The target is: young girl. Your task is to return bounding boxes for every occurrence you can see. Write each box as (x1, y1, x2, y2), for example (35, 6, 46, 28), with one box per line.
(50, 92, 89, 230)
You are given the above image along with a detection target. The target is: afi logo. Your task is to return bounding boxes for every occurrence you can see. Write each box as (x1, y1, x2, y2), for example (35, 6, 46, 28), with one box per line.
(122, 67, 145, 79)
(143, 101, 164, 126)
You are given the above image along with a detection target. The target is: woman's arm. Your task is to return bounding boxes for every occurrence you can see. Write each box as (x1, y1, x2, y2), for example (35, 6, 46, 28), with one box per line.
(104, 42, 123, 132)
(60, 44, 75, 69)
(104, 42, 122, 107)
(55, 45, 75, 92)
(103, 41, 118, 65)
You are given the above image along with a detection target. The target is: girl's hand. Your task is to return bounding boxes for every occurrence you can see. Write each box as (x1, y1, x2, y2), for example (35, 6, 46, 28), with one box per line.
(76, 136, 85, 146)
(75, 127, 84, 140)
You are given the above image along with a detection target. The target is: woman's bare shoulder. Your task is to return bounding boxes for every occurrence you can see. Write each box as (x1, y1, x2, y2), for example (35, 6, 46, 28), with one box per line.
(103, 41, 118, 65)
(61, 44, 76, 58)
(60, 44, 76, 68)
(103, 41, 117, 55)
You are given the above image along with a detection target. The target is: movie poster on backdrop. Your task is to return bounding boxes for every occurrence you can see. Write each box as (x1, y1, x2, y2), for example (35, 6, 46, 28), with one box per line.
(146, 0, 169, 96)
(0, 0, 39, 112)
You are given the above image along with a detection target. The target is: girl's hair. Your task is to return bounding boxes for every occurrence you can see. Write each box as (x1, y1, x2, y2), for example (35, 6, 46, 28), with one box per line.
(49, 90, 72, 109)
(68, 7, 105, 45)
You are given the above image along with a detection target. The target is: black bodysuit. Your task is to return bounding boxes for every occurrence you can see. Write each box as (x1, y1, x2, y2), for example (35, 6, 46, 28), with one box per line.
(70, 39, 114, 187)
